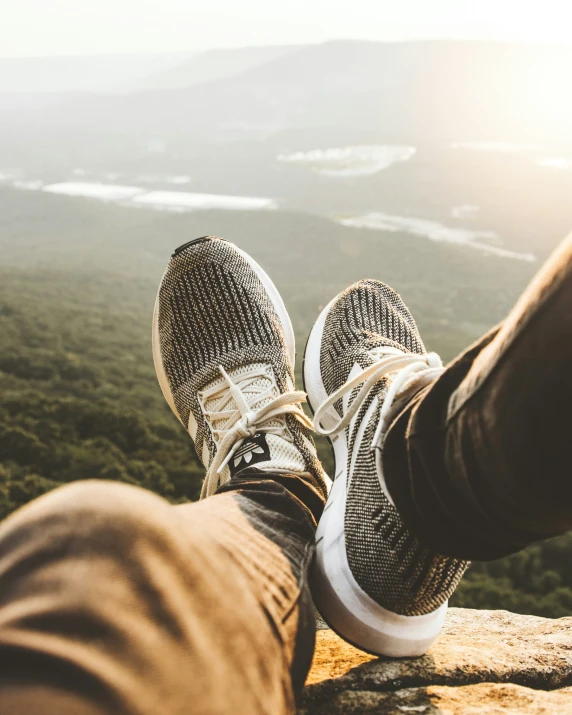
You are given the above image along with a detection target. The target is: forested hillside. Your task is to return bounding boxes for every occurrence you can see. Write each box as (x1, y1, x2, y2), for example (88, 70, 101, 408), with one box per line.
(0, 269, 204, 517)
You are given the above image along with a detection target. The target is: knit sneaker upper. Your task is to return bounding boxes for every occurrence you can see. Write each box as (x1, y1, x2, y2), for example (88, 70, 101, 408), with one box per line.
(153, 236, 327, 501)
(318, 280, 469, 616)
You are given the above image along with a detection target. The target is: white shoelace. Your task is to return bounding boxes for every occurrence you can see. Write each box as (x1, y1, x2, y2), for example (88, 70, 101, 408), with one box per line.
(200, 365, 314, 499)
(313, 347, 444, 450)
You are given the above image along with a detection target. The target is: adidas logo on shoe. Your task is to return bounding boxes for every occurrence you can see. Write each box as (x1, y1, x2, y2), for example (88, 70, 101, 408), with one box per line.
(230, 433, 271, 475)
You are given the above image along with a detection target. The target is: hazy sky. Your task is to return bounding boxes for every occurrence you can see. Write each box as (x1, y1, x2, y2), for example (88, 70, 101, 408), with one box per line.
(2, 0, 572, 58)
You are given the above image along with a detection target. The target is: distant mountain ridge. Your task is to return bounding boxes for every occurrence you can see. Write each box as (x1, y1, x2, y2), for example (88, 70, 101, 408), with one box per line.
(2, 40, 571, 147)
(127, 45, 302, 91)
(0, 52, 194, 93)
(0, 44, 302, 94)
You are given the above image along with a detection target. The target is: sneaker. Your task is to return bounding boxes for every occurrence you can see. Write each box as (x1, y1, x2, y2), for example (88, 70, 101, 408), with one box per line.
(152, 236, 328, 502)
(303, 279, 469, 656)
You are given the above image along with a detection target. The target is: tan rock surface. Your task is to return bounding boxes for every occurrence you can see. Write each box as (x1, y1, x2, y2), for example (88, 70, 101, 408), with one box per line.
(302, 608, 572, 713)
(301, 684, 572, 714)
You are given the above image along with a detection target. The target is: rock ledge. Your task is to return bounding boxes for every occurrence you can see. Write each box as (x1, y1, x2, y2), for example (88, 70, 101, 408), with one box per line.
(301, 608, 572, 713)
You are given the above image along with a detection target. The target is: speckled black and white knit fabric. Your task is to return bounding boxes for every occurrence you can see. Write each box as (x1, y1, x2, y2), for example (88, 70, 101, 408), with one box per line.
(319, 279, 469, 616)
(155, 236, 326, 497)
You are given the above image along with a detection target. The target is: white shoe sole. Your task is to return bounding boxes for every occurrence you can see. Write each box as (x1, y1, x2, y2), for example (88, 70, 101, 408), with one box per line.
(304, 297, 447, 657)
(152, 238, 296, 432)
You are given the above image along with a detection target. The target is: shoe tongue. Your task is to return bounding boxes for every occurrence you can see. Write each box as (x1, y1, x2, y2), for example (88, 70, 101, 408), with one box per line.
(203, 362, 311, 476)
(363, 334, 408, 357)
(203, 362, 283, 435)
(344, 336, 422, 421)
